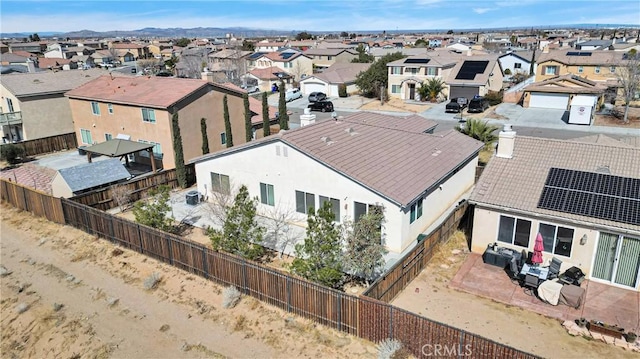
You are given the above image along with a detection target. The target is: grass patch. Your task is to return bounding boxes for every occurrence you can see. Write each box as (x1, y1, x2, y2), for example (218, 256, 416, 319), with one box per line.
(478, 148, 494, 165)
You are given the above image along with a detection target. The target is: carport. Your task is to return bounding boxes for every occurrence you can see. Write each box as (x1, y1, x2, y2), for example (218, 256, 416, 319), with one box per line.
(81, 139, 157, 173)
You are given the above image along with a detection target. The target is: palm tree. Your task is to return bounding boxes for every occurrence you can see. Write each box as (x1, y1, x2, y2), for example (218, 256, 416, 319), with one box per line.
(455, 118, 500, 149)
(418, 78, 445, 102)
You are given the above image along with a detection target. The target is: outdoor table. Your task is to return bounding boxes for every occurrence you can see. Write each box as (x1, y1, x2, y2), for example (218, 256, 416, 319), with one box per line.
(520, 263, 549, 281)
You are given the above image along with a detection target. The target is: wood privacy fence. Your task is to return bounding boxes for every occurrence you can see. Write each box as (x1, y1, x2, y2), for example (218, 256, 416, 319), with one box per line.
(363, 202, 470, 302)
(0, 179, 538, 359)
(0, 179, 65, 224)
(1, 133, 78, 157)
(70, 165, 196, 211)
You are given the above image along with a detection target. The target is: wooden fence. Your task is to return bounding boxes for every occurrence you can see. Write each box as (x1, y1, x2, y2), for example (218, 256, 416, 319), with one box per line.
(70, 165, 197, 210)
(1, 179, 538, 359)
(362, 202, 470, 302)
(0, 179, 65, 224)
(2, 132, 78, 157)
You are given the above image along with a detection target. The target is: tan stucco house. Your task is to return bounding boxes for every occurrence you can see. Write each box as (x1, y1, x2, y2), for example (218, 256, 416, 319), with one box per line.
(469, 127, 640, 291)
(536, 49, 625, 83)
(302, 48, 358, 70)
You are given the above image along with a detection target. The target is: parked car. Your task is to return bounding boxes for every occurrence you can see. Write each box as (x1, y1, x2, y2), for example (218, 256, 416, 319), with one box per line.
(241, 84, 259, 93)
(468, 97, 490, 113)
(308, 92, 327, 103)
(307, 101, 334, 112)
(445, 97, 468, 113)
(285, 88, 302, 102)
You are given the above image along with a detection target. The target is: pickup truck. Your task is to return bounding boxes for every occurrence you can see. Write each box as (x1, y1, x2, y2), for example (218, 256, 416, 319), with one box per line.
(445, 97, 468, 113)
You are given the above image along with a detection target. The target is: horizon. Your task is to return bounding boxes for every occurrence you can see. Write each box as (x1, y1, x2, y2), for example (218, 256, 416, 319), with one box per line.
(1, 0, 639, 35)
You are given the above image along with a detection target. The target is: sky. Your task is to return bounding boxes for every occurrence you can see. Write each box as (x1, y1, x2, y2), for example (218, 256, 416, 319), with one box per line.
(1, 0, 639, 34)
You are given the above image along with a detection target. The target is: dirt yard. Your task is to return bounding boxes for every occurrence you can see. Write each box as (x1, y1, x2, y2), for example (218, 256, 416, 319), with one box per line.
(0, 205, 376, 359)
(594, 106, 640, 128)
(391, 232, 637, 359)
(359, 97, 431, 113)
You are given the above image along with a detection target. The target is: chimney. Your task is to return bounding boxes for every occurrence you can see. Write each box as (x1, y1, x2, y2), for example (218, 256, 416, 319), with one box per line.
(299, 107, 316, 127)
(496, 124, 516, 159)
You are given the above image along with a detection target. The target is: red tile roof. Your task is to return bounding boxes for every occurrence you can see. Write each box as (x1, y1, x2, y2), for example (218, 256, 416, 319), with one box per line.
(111, 43, 146, 49)
(249, 66, 285, 80)
(65, 75, 209, 109)
(38, 57, 74, 68)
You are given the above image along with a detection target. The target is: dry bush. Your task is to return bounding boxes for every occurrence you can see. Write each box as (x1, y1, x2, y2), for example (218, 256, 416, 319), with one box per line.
(377, 338, 403, 359)
(232, 315, 247, 332)
(222, 286, 241, 309)
(143, 272, 162, 290)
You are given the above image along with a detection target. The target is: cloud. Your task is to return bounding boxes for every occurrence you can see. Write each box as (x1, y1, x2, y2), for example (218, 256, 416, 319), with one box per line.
(473, 8, 493, 14)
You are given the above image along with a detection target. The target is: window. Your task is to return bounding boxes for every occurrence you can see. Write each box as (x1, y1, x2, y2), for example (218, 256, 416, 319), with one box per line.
(594, 66, 601, 74)
(220, 132, 226, 145)
(107, 103, 114, 114)
(514, 63, 522, 69)
(538, 223, 574, 257)
(354, 202, 383, 222)
(578, 66, 584, 73)
(410, 198, 423, 224)
(545, 66, 558, 75)
(426, 67, 437, 76)
(295, 190, 315, 214)
(6, 98, 14, 112)
(327, 56, 333, 60)
(260, 183, 275, 206)
(319, 196, 340, 222)
(609, 66, 616, 73)
(105, 133, 113, 141)
(391, 66, 402, 75)
(405, 67, 418, 75)
(284, 62, 292, 68)
(138, 139, 162, 158)
(80, 129, 92, 144)
(391, 85, 401, 94)
(210, 172, 230, 194)
(91, 102, 100, 115)
(141, 108, 156, 123)
(497, 215, 531, 247)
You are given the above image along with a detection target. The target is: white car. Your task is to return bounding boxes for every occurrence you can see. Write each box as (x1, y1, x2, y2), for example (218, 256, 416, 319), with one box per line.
(285, 88, 302, 102)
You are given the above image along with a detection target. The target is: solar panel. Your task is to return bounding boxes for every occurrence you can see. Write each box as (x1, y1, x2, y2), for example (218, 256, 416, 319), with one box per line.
(567, 51, 592, 56)
(281, 52, 295, 59)
(537, 167, 640, 226)
(404, 58, 430, 64)
(455, 60, 489, 80)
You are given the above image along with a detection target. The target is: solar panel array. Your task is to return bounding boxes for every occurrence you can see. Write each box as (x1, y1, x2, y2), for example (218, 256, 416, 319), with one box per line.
(455, 61, 489, 80)
(537, 167, 640, 226)
(248, 52, 266, 59)
(281, 52, 295, 59)
(404, 58, 430, 64)
(566, 51, 592, 56)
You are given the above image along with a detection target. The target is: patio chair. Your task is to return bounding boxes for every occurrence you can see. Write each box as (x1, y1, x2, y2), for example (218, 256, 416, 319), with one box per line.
(523, 273, 540, 296)
(508, 256, 523, 284)
(547, 257, 562, 280)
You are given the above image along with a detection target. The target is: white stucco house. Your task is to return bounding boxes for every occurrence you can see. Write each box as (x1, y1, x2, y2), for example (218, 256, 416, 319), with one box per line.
(299, 62, 371, 96)
(469, 127, 640, 291)
(497, 51, 534, 77)
(190, 112, 483, 254)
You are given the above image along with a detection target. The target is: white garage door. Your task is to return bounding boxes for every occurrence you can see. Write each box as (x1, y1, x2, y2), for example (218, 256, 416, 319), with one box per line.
(302, 81, 326, 95)
(529, 92, 570, 110)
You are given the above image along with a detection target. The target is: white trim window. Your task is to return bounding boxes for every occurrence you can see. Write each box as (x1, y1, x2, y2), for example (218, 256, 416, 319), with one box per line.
(578, 66, 584, 73)
(545, 66, 558, 75)
(138, 139, 162, 158)
(107, 103, 114, 114)
(91, 101, 100, 115)
(210, 172, 230, 194)
(319, 195, 340, 222)
(538, 222, 574, 257)
(141, 108, 156, 123)
(295, 190, 315, 214)
(426, 67, 437, 76)
(390, 66, 402, 75)
(105, 133, 113, 141)
(594, 66, 601, 74)
(220, 132, 227, 145)
(391, 85, 401, 94)
(410, 198, 423, 224)
(609, 66, 616, 73)
(260, 183, 275, 206)
(497, 215, 531, 247)
(80, 128, 93, 144)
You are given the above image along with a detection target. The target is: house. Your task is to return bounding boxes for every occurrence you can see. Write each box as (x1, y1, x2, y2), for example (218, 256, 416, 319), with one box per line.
(302, 48, 358, 71)
(536, 49, 624, 83)
(299, 62, 371, 96)
(65, 75, 277, 170)
(498, 51, 534, 76)
(469, 127, 640, 291)
(51, 158, 131, 198)
(254, 40, 286, 52)
(0, 69, 107, 142)
(386, 53, 460, 100)
(446, 56, 504, 99)
(206, 48, 251, 83)
(109, 42, 149, 60)
(8, 41, 47, 54)
(250, 50, 313, 83)
(190, 112, 482, 254)
(91, 50, 116, 65)
(37, 57, 78, 71)
(245, 66, 293, 93)
(522, 74, 607, 110)
(575, 39, 613, 51)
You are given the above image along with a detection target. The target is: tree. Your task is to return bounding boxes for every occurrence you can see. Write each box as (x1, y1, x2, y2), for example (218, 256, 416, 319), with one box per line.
(295, 31, 313, 40)
(343, 206, 388, 285)
(340, 31, 349, 38)
(241, 40, 255, 52)
(351, 44, 374, 63)
(290, 201, 344, 288)
(446, 30, 454, 35)
(29, 33, 40, 42)
(0, 143, 25, 165)
(529, 46, 537, 76)
(223, 95, 234, 147)
(617, 51, 640, 123)
(455, 118, 500, 149)
(417, 78, 445, 102)
(200, 118, 210, 155)
(243, 93, 253, 142)
(262, 92, 271, 137)
(133, 185, 174, 232)
(355, 52, 405, 98)
(263, 204, 303, 258)
(208, 185, 265, 261)
(175, 37, 191, 47)
(171, 112, 187, 188)
(278, 80, 289, 130)
(164, 56, 178, 72)
(414, 39, 428, 48)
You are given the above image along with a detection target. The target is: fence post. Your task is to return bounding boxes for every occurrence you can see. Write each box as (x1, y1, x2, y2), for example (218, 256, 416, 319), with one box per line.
(202, 247, 208, 278)
(389, 306, 393, 339)
(137, 224, 144, 254)
(242, 259, 248, 294)
(166, 235, 174, 265)
(287, 276, 292, 312)
(22, 186, 29, 212)
(337, 292, 342, 332)
(459, 331, 465, 359)
(108, 215, 115, 243)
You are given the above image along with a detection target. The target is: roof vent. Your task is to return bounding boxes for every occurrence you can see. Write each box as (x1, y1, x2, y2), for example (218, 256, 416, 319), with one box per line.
(321, 136, 334, 145)
(595, 165, 610, 174)
(345, 127, 357, 136)
(431, 149, 442, 156)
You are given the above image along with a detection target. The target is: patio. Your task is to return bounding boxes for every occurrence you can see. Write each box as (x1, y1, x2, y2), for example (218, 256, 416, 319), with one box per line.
(450, 254, 640, 332)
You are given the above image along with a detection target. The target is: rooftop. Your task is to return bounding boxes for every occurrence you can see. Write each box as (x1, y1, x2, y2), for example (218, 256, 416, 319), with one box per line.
(1, 68, 108, 97)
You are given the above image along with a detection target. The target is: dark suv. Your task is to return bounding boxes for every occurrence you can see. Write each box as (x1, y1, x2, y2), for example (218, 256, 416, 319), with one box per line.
(445, 97, 468, 113)
(307, 100, 334, 112)
(468, 97, 490, 113)
(308, 92, 327, 102)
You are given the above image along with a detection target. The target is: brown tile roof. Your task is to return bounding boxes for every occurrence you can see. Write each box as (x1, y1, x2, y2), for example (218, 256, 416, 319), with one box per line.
(303, 48, 357, 56)
(1, 68, 107, 97)
(111, 43, 146, 49)
(12, 51, 38, 59)
(37, 57, 74, 69)
(537, 49, 625, 66)
(469, 136, 640, 232)
(339, 111, 437, 133)
(65, 75, 209, 109)
(524, 74, 607, 94)
(249, 66, 286, 80)
(308, 63, 371, 84)
(264, 52, 308, 62)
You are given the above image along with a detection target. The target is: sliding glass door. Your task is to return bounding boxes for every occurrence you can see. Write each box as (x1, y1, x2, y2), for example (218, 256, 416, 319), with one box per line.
(593, 232, 640, 289)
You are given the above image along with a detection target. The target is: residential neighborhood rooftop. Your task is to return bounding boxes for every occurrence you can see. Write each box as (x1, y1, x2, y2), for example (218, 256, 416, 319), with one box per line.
(1, 68, 108, 97)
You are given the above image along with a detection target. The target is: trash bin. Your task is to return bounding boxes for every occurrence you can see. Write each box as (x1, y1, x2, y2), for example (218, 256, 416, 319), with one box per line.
(185, 191, 199, 205)
(78, 146, 87, 156)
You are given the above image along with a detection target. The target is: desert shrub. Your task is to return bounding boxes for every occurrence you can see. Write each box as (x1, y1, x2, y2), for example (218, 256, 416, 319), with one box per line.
(143, 272, 162, 290)
(377, 338, 403, 359)
(338, 84, 348, 97)
(15, 303, 29, 314)
(484, 90, 504, 106)
(0, 143, 26, 165)
(222, 286, 241, 309)
(503, 68, 512, 75)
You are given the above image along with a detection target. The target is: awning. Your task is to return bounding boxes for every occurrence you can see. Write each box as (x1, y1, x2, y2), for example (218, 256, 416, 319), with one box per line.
(83, 139, 153, 157)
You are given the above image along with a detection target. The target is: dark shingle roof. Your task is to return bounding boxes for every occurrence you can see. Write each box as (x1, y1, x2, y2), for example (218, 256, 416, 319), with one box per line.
(57, 158, 130, 193)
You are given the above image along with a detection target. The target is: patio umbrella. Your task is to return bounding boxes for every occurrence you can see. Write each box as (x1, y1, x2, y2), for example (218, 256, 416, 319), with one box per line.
(532, 233, 544, 266)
